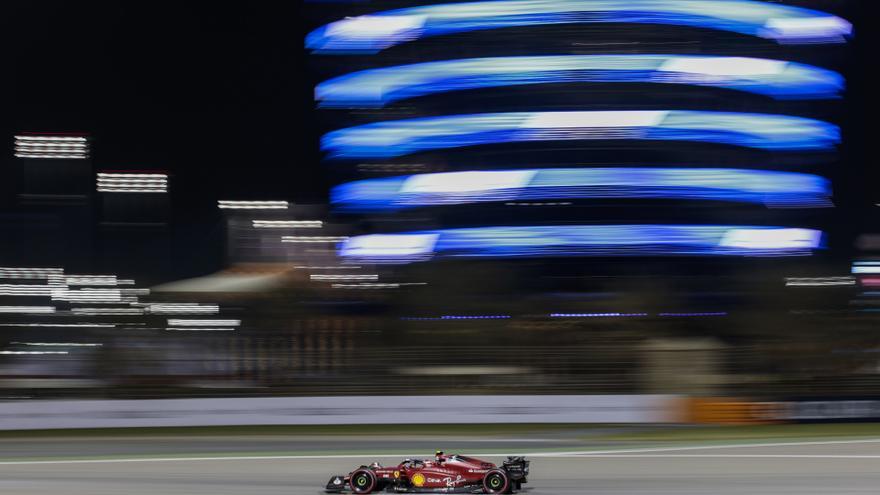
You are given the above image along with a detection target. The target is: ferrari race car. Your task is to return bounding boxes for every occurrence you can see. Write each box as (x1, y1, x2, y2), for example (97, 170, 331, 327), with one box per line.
(325, 451, 529, 494)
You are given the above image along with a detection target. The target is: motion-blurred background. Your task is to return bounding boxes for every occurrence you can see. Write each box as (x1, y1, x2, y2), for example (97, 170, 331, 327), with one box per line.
(0, 0, 876, 426)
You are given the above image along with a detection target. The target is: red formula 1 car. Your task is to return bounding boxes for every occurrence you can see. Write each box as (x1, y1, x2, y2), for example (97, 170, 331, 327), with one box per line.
(325, 451, 529, 494)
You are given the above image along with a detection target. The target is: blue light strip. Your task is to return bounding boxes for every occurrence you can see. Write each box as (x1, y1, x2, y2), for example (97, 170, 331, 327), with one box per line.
(307, 0, 852, 53)
(322, 111, 840, 159)
(317, 55, 844, 108)
(339, 225, 824, 263)
(549, 313, 649, 318)
(331, 168, 832, 212)
(400, 315, 513, 320)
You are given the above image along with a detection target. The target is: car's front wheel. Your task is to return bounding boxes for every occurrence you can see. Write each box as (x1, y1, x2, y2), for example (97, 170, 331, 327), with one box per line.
(349, 469, 377, 494)
(482, 469, 510, 494)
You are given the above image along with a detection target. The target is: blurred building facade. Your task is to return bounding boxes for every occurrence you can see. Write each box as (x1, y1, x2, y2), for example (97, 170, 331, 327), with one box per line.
(300, 0, 875, 397)
(3, 1, 877, 400)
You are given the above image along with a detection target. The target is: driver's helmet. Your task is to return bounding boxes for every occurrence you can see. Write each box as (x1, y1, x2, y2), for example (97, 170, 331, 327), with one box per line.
(434, 450, 445, 462)
(370, 461, 382, 469)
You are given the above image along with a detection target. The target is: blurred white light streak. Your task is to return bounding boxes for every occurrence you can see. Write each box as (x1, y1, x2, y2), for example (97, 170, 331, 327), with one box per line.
(658, 57, 786, 76)
(71, 308, 144, 315)
(121, 288, 151, 296)
(331, 283, 401, 289)
(786, 276, 855, 287)
(65, 276, 118, 286)
(218, 200, 289, 210)
(14, 135, 89, 159)
(167, 319, 240, 327)
(252, 220, 323, 228)
(0, 306, 56, 314)
(97, 173, 168, 193)
(165, 327, 236, 332)
(764, 16, 852, 42)
(325, 14, 426, 39)
(0, 351, 69, 355)
(15, 136, 86, 142)
(341, 234, 439, 259)
(15, 143, 88, 150)
(51, 289, 122, 302)
(401, 170, 536, 194)
(146, 304, 219, 315)
(281, 236, 349, 243)
(852, 262, 880, 274)
(14, 153, 85, 159)
(97, 188, 166, 193)
(0, 284, 57, 296)
(719, 229, 821, 250)
(11, 342, 103, 347)
(311, 274, 378, 281)
(0, 323, 116, 328)
(0, 267, 64, 279)
(525, 111, 668, 129)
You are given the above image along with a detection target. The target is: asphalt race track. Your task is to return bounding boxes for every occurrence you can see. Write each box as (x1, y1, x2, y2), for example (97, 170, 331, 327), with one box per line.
(0, 438, 878, 494)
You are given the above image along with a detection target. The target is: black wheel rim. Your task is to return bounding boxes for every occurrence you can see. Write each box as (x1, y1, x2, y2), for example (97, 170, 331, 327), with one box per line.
(487, 473, 505, 492)
(352, 473, 371, 492)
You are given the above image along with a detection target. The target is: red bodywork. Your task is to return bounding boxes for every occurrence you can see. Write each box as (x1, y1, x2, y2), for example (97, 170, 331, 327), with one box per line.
(379, 454, 493, 489)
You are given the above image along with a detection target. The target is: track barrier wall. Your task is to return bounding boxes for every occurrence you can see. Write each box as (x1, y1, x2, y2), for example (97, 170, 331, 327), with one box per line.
(2, 396, 876, 430)
(0, 395, 680, 430)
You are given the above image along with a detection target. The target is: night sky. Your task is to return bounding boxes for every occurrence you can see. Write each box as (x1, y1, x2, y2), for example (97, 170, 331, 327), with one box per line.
(5, 2, 321, 279)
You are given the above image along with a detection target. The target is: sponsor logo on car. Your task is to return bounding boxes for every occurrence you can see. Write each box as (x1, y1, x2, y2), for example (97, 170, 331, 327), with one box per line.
(411, 473, 426, 487)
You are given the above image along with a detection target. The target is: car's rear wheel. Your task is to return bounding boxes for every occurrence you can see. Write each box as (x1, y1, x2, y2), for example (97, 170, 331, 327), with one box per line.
(350, 469, 377, 494)
(482, 469, 510, 494)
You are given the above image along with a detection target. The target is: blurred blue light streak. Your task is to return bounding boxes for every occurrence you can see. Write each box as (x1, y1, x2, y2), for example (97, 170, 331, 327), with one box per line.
(549, 313, 649, 318)
(331, 168, 832, 212)
(322, 111, 840, 159)
(317, 55, 844, 108)
(340, 225, 824, 263)
(307, 0, 852, 53)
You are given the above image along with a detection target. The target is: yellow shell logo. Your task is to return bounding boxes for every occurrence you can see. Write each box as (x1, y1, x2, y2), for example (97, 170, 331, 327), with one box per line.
(411, 473, 426, 487)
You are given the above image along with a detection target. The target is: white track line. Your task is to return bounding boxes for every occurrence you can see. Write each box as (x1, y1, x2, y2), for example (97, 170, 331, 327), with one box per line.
(539, 438, 880, 456)
(568, 454, 880, 459)
(1, 438, 879, 466)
